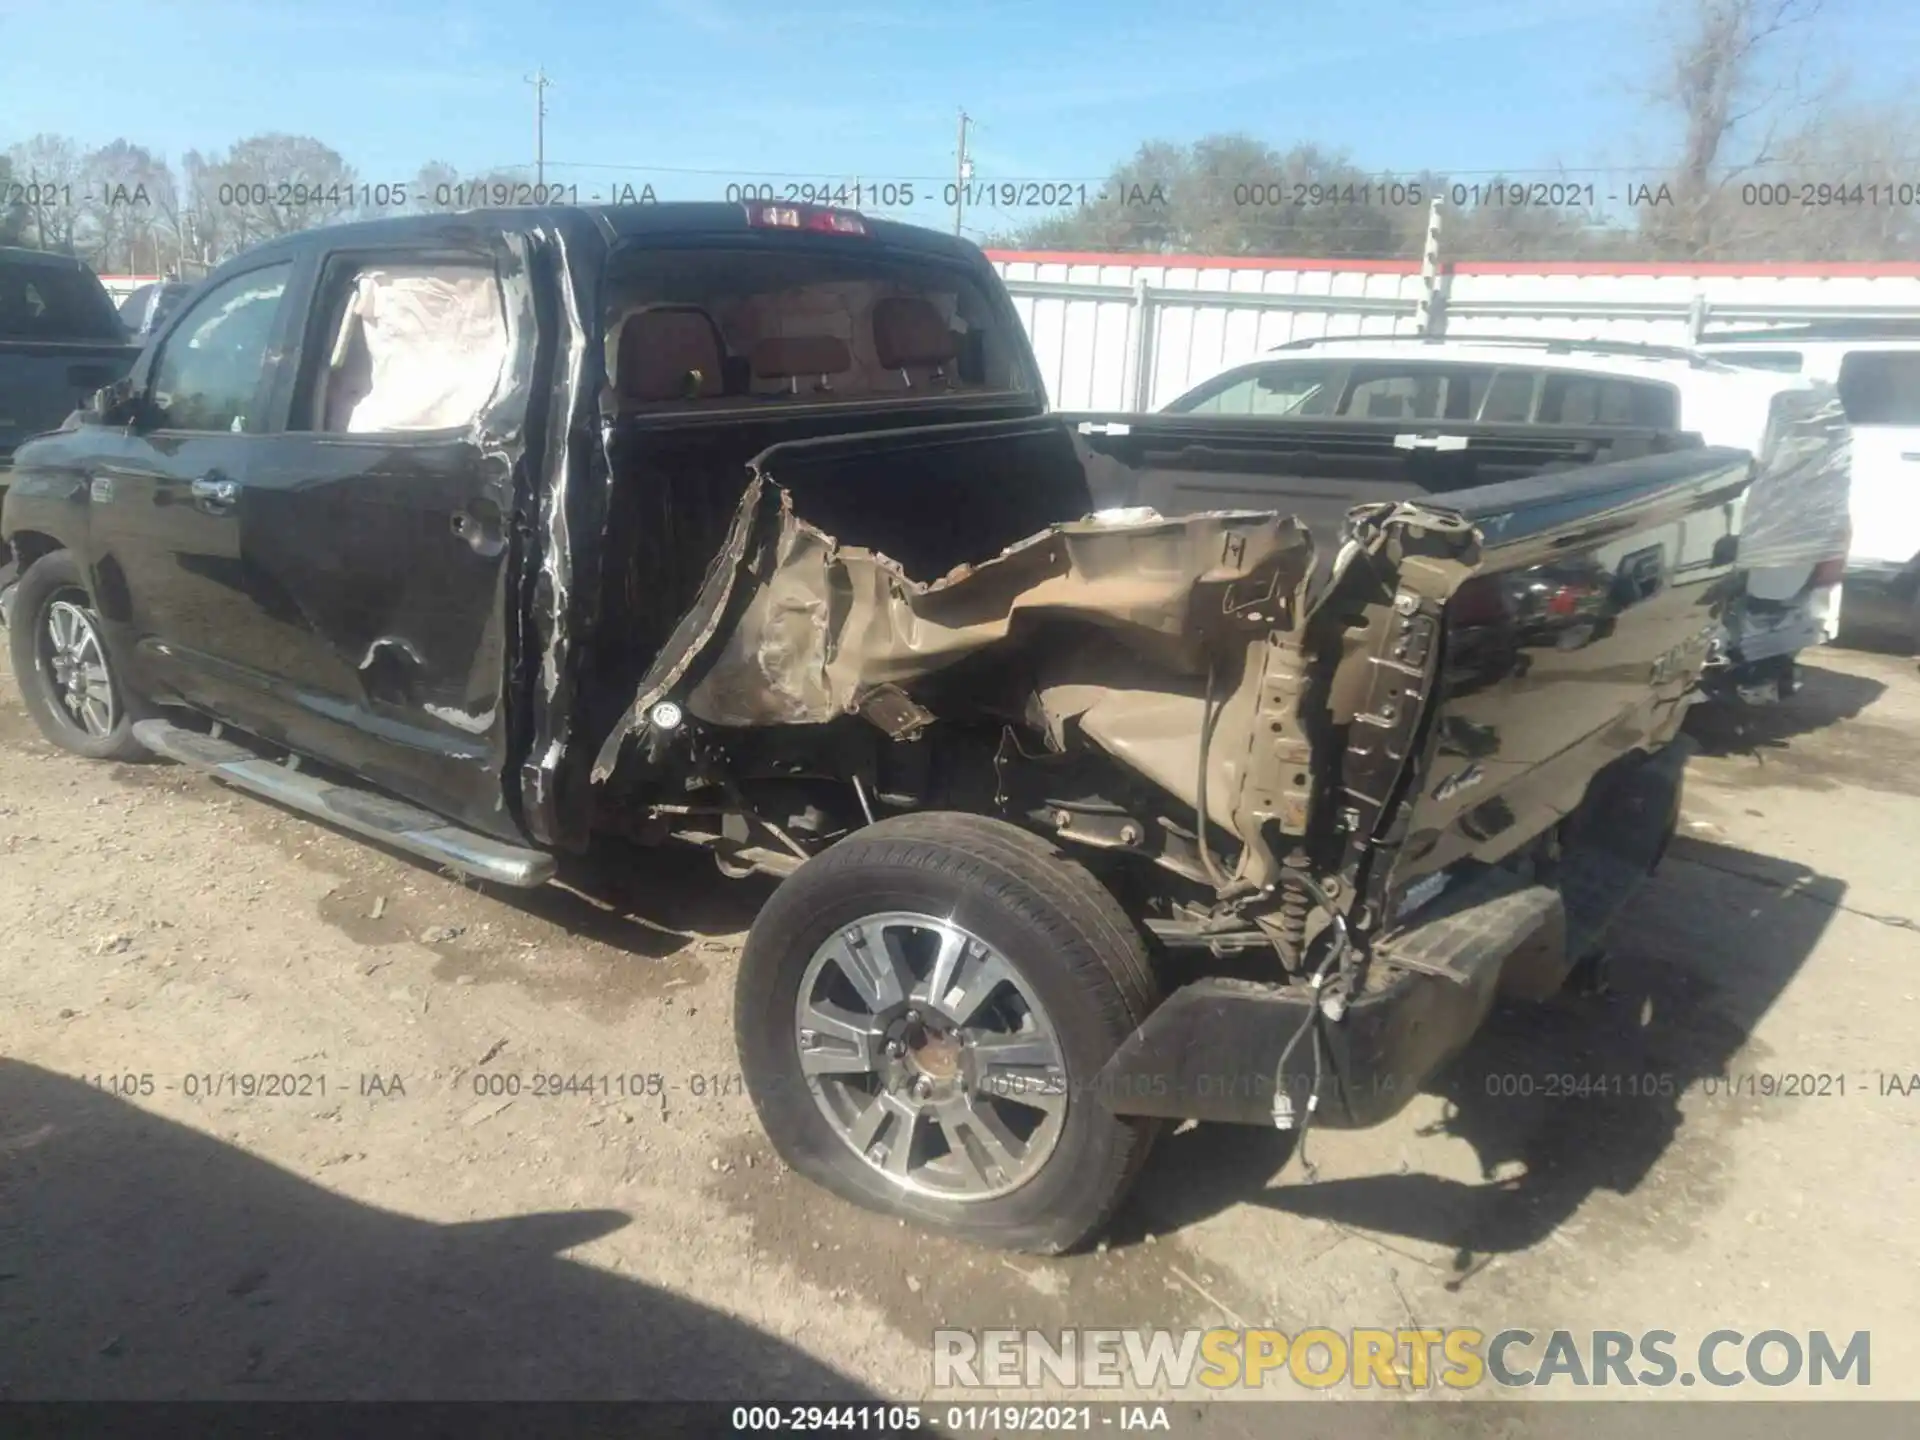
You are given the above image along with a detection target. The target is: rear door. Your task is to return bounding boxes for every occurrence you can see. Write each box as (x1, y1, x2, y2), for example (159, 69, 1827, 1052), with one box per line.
(229, 233, 539, 839)
(1836, 350, 1920, 566)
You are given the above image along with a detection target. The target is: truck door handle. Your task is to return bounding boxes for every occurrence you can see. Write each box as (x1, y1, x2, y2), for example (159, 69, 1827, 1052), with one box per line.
(191, 475, 240, 511)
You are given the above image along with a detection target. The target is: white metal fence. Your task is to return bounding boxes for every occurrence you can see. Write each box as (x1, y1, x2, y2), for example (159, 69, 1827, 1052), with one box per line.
(989, 252, 1920, 412)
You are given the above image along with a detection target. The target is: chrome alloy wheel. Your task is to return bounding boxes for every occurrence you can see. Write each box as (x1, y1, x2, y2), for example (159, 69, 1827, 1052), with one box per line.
(793, 911, 1069, 1201)
(38, 595, 117, 739)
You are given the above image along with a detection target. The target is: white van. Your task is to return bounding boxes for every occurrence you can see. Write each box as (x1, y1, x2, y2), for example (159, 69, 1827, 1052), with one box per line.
(1697, 323, 1920, 645)
(1161, 334, 1855, 700)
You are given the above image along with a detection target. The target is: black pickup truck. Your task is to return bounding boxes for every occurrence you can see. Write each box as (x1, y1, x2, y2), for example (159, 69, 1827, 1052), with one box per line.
(0, 246, 144, 622)
(2, 203, 1748, 1253)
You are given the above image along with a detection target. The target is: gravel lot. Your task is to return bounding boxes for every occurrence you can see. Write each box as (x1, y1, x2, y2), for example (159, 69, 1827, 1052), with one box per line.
(2, 639, 1917, 1412)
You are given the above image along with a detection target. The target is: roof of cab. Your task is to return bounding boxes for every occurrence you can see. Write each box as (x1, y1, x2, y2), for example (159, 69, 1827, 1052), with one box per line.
(0, 245, 100, 272)
(224, 202, 992, 269)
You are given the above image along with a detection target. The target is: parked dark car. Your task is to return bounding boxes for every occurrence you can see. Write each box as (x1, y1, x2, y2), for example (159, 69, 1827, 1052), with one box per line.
(116, 279, 199, 341)
(0, 246, 143, 622)
(3, 203, 1748, 1253)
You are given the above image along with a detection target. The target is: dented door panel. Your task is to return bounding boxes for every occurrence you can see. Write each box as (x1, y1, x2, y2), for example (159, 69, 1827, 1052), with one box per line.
(225, 232, 543, 840)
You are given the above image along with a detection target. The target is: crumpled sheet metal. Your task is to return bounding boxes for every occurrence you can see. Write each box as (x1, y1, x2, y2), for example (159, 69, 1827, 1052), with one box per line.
(678, 486, 1317, 730)
(1739, 385, 1853, 572)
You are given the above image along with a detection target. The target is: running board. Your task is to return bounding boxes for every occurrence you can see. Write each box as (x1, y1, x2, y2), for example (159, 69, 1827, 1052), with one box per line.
(131, 720, 557, 888)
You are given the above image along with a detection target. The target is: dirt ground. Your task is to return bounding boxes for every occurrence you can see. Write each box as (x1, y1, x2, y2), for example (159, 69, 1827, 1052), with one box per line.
(2, 639, 1917, 1414)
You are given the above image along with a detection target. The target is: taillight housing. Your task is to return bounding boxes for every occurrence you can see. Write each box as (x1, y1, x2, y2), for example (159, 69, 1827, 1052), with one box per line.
(743, 203, 869, 236)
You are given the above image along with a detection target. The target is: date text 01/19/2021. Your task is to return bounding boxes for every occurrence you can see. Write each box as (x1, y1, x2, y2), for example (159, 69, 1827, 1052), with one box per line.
(729, 1405, 1173, 1432)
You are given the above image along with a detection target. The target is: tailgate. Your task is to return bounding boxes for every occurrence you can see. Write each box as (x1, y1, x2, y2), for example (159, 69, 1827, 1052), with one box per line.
(0, 343, 140, 464)
(1326, 444, 1753, 922)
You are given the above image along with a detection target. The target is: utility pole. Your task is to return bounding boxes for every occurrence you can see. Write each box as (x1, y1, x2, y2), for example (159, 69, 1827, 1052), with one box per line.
(953, 109, 971, 237)
(526, 68, 552, 191)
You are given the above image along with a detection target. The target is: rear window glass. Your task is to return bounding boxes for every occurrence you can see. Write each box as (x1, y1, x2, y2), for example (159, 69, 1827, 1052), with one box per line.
(0, 259, 123, 341)
(601, 246, 1034, 414)
(1836, 351, 1920, 426)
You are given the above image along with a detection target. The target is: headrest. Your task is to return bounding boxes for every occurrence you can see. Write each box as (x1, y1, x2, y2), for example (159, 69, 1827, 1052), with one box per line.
(872, 296, 958, 369)
(751, 334, 854, 380)
(615, 305, 726, 402)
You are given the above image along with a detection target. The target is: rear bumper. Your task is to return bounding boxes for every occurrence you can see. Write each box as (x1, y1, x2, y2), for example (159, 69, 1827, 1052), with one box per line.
(1095, 740, 1689, 1129)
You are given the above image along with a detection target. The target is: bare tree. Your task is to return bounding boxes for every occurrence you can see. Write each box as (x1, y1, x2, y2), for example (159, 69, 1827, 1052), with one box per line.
(0, 154, 25, 244)
(1641, 0, 1836, 257)
(77, 141, 179, 273)
(183, 134, 360, 261)
(6, 134, 86, 252)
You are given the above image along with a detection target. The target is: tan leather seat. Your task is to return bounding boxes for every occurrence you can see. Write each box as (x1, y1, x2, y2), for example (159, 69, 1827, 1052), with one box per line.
(612, 304, 728, 407)
(871, 296, 958, 389)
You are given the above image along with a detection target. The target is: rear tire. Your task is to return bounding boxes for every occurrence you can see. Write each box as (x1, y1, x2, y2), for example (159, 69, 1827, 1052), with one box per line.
(734, 812, 1162, 1254)
(8, 550, 149, 762)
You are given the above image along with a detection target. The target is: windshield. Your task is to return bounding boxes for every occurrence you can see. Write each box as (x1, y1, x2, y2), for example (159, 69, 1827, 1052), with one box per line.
(600, 243, 1039, 416)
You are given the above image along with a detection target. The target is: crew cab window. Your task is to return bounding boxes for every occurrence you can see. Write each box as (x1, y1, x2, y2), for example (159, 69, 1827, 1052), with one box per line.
(1836, 351, 1920, 426)
(1477, 369, 1537, 421)
(148, 264, 292, 433)
(1538, 373, 1677, 428)
(602, 246, 1030, 415)
(1175, 363, 1337, 416)
(299, 261, 512, 433)
(1341, 364, 1500, 421)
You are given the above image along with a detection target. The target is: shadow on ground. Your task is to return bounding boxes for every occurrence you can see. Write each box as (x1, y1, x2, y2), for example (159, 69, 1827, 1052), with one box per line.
(1120, 838, 1842, 1283)
(0, 1060, 869, 1403)
(1684, 662, 1886, 758)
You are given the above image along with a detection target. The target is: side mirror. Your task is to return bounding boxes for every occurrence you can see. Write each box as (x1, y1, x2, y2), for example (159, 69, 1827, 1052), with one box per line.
(92, 375, 143, 427)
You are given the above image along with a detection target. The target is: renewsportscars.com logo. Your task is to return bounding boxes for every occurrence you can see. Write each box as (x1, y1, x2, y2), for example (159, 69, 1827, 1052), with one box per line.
(933, 1327, 1872, 1391)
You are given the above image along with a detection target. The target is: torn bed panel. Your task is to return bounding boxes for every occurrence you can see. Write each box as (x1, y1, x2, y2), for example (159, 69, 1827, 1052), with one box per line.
(683, 492, 1317, 726)
(1739, 385, 1853, 572)
(592, 472, 1317, 782)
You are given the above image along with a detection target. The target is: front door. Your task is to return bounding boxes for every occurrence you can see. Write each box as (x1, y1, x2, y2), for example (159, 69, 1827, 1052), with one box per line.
(226, 237, 538, 839)
(89, 259, 302, 728)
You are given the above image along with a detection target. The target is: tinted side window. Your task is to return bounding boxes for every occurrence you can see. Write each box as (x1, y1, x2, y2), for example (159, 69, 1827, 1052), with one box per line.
(1538, 375, 1676, 428)
(1478, 369, 1537, 421)
(1837, 351, 1920, 426)
(1338, 364, 1499, 421)
(149, 264, 292, 433)
(1177, 363, 1338, 416)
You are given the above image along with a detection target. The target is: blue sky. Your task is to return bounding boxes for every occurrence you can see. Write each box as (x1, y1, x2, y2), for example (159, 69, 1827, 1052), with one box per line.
(4, 0, 1914, 239)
